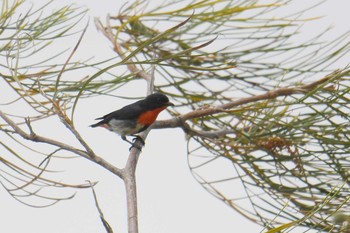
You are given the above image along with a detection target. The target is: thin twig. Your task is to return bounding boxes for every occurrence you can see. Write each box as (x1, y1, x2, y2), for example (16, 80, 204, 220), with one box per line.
(0, 110, 124, 177)
(153, 70, 345, 131)
(53, 21, 89, 100)
(38, 148, 61, 167)
(88, 181, 114, 233)
(94, 16, 152, 82)
(52, 101, 97, 158)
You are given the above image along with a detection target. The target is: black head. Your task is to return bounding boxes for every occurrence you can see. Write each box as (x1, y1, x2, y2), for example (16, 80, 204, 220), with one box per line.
(143, 93, 174, 109)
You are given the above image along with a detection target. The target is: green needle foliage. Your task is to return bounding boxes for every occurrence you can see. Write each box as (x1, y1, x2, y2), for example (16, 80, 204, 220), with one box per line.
(97, 1, 350, 232)
(0, 0, 95, 206)
(1, 0, 350, 232)
(188, 70, 350, 232)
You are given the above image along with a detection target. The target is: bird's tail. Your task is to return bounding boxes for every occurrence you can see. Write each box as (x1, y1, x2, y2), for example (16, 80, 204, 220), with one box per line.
(89, 121, 105, 128)
(90, 117, 105, 128)
(89, 123, 99, 128)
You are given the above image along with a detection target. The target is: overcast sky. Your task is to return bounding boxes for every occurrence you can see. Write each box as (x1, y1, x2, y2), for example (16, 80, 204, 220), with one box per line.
(1, 1, 349, 233)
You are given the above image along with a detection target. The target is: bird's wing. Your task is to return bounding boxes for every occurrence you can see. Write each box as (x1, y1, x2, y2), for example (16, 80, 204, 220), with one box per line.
(97, 101, 144, 121)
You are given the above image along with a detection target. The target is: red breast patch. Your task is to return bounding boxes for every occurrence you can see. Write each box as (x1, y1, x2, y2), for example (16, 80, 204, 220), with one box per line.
(137, 107, 167, 125)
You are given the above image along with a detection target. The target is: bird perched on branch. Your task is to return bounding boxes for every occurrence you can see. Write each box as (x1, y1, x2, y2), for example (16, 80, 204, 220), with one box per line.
(90, 93, 174, 149)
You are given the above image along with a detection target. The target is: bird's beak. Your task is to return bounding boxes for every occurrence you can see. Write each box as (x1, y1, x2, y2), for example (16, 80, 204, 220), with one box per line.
(167, 102, 174, 106)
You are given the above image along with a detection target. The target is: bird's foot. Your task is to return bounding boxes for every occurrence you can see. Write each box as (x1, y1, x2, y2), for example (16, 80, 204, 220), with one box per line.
(126, 135, 145, 151)
(121, 135, 145, 151)
(132, 135, 145, 145)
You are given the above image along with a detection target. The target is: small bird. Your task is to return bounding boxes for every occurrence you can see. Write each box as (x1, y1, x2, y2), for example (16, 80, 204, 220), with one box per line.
(90, 93, 174, 148)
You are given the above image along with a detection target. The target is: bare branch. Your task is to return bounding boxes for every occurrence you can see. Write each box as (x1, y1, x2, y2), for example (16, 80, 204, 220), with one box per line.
(88, 181, 114, 233)
(52, 101, 97, 158)
(94, 16, 152, 82)
(153, 69, 346, 131)
(0, 110, 124, 177)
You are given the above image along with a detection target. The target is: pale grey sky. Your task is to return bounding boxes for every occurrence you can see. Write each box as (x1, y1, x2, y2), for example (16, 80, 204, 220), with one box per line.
(1, 1, 349, 233)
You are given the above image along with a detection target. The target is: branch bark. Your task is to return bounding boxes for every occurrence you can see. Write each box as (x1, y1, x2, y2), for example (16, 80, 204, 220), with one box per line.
(95, 15, 161, 233)
(152, 70, 343, 133)
(0, 69, 343, 233)
(0, 110, 124, 177)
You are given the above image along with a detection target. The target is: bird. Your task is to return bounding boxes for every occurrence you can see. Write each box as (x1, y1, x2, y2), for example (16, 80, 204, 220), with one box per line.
(90, 93, 174, 149)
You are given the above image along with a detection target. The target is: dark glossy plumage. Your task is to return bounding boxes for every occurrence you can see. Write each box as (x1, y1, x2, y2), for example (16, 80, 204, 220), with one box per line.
(90, 93, 173, 128)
